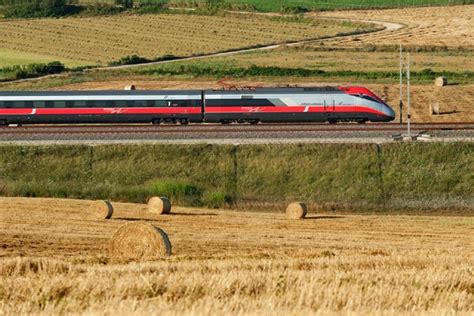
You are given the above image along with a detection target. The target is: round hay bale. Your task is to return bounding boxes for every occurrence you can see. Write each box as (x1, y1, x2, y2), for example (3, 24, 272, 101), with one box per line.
(147, 196, 171, 214)
(435, 76, 447, 87)
(93, 200, 113, 220)
(286, 202, 307, 220)
(108, 222, 171, 260)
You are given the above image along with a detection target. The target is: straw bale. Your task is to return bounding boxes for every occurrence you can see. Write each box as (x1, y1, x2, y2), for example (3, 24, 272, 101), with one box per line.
(108, 222, 172, 260)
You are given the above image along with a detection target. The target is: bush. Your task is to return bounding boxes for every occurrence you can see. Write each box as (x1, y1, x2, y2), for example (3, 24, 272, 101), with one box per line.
(4, 0, 78, 18)
(109, 55, 152, 66)
(1, 61, 66, 80)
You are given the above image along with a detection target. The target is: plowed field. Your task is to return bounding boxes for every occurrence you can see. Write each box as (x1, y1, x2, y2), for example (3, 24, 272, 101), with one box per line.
(0, 197, 472, 314)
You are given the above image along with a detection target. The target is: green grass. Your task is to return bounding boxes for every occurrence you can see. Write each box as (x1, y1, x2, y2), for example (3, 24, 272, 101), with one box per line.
(132, 61, 474, 84)
(0, 48, 85, 68)
(216, 0, 474, 11)
(0, 143, 472, 212)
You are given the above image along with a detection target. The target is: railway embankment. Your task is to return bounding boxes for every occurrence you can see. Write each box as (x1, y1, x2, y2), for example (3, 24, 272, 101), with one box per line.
(0, 142, 472, 213)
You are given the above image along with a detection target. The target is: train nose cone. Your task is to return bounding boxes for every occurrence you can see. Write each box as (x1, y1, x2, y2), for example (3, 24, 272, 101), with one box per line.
(385, 105, 396, 121)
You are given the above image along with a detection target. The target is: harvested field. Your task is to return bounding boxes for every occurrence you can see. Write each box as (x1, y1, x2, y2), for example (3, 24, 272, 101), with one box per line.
(311, 5, 474, 49)
(0, 197, 472, 314)
(213, 48, 474, 72)
(0, 13, 361, 66)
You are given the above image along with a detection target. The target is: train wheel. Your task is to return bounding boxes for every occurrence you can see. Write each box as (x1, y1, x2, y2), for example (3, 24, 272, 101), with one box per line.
(249, 120, 259, 125)
(328, 119, 337, 124)
(357, 119, 367, 124)
(0, 120, 8, 126)
(151, 119, 160, 125)
(180, 119, 189, 125)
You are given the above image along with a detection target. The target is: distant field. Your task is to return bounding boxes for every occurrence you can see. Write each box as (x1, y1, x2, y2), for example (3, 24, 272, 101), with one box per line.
(76, 0, 474, 11)
(313, 5, 474, 49)
(0, 197, 472, 314)
(0, 13, 364, 67)
(159, 48, 474, 73)
(216, 0, 472, 10)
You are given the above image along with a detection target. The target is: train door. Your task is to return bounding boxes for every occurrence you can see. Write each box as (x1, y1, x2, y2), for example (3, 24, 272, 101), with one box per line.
(324, 96, 336, 122)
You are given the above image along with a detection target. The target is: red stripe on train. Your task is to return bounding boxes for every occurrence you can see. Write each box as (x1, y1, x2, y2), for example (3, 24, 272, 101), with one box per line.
(0, 107, 202, 115)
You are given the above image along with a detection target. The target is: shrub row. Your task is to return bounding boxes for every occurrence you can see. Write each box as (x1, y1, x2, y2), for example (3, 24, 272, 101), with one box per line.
(0, 61, 65, 80)
(140, 63, 474, 82)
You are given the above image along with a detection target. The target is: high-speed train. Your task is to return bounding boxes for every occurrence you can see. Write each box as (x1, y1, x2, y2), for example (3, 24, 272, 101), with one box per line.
(0, 86, 395, 125)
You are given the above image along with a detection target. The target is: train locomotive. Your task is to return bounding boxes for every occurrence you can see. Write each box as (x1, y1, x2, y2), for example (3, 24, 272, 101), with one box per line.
(0, 86, 395, 125)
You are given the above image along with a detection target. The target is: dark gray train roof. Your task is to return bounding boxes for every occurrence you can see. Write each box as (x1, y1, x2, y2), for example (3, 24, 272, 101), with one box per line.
(0, 87, 343, 97)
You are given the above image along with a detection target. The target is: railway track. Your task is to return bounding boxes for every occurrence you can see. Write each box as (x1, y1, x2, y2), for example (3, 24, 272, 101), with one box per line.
(1, 122, 472, 143)
(1, 122, 473, 134)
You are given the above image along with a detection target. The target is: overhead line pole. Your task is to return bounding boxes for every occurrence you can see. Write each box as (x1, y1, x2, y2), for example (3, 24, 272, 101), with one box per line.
(399, 44, 403, 124)
(407, 52, 411, 138)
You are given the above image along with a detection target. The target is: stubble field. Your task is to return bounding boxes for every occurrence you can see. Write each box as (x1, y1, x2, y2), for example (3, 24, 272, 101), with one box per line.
(0, 13, 364, 67)
(312, 5, 474, 49)
(0, 197, 473, 314)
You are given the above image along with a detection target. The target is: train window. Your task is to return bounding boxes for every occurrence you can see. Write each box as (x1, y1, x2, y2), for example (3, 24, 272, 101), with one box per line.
(25, 101, 33, 108)
(169, 100, 192, 107)
(115, 100, 127, 107)
(46, 101, 54, 108)
(0, 101, 3, 108)
(189, 100, 201, 107)
(66, 101, 74, 108)
(12, 101, 26, 108)
(154, 100, 167, 107)
(98, 100, 108, 108)
(206, 99, 273, 106)
(4, 101, 13, 108)
(33, 101, 46, 108)
(74, 101, 86, 107)
(53, 101, 66, 108)
(135, 100, 147, 107)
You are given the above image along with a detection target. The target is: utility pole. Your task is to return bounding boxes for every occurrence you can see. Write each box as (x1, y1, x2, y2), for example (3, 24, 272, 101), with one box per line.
(399, 44, 403, 124)
(407, 52, 411, 138)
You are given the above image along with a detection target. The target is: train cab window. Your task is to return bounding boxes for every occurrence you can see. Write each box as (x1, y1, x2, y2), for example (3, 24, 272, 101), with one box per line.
(33, 101, 46, 108)
(359, 95, 379, 103)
